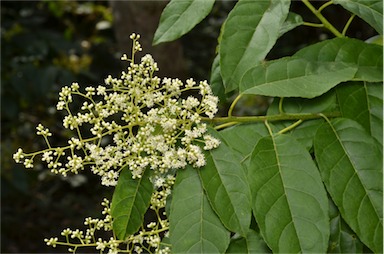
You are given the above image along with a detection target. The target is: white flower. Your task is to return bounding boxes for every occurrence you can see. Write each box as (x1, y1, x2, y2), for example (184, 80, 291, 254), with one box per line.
(66, 155, 84, 173)
(203, 135, 221, 150)
(13, 148, 24, 163)
(36, 124, 52, 136)
(42, 151, 54, 162)
(101, 171, 119, 187)
(44, 237, 58, 247)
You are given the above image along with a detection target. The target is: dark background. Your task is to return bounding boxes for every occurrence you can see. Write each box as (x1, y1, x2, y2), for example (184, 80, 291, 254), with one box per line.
(1, 1, 376, 252)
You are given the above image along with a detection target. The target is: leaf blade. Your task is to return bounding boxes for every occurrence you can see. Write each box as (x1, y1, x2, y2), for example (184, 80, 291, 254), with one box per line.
(220, 0, 290, 92)
(226, 229, 271, 253)
(279, 12, 304, 37)
(111, 167, 153, 240)
(153, 0, 215, 45)
(249, 134, 330, 252)
(169, 167, 230, 253)
(314, 118, 383, 253)
(336, 81, 383, 148)
(295, 37, 383, 82)
(199, 130, 252, 236)
(333, 0, 383, 35)
(240, 57, 357, 98)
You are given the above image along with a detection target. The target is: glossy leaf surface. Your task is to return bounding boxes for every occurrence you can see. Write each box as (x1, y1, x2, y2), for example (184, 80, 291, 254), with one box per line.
(240, 57, 357, 98)
(249, 134, 329, 252)
(199, 130, 252, 236)
(111, 167, 153, 240)
(220, 0, 290, 92)
(334, 0, 383, 35)
(314, 118, 383, 253)
(153, 0, 215, 45)
(295, 38, 383, 82)
(169, 167, 230, 253)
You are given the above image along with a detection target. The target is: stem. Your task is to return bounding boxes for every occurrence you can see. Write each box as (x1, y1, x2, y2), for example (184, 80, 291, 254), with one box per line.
(278, 120, 303, 134)
(228, 94, 243, 117)
(214, 122, 238, 130)
(318, 0, 334, 12)
(342, 14, 356, 36)
(202, 111, 340, 124)
(302, 0, 343, 37)
(303, 22, 325, 28)
(264, 121, 274, 136)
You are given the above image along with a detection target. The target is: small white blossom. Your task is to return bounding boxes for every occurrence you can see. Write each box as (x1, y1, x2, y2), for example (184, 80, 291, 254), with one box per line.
(44, 237, 58, 247)
(13, 148, 24, 163)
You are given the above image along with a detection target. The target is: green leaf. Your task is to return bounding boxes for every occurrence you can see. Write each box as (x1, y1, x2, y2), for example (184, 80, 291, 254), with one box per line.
(279, 12, 303, 37)
(226, 229, 271, 253)
(336, 81, 383, 148)
(333, 0, 383, 35)
(169, 167, 230, 253)
(220, 0, 290, 92)
(249, 134, 329, 253)
(219, 123, 269, 158)
(240, 57, 357, 98)
(267, 89, 338, 115)
(210, 54, 226, 101)
(295, 37, 383, 82)
(314, 118, 383, 253)
(111, 167, 153, 240)
(198, 130, 252, 236)
(328, 198, 364, 253)
(153, 0, 215, 45)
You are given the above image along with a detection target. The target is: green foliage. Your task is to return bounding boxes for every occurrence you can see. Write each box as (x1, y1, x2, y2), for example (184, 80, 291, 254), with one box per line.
(111, 167, 153, 240)
(314, 118, 382, 253)
(250, 133, 329, 252)
(219, 0, 290, 92)
(11, 0, 383, 253)
(148, 0, 383, 253)
(153, 0, 215, 45)
(169, 166, 230, 253)
(199, 130, 251, 236)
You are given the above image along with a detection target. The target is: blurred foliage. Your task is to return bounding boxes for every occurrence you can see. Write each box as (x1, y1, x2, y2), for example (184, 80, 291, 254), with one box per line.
(1, 1, 119, 252)
(1, 0, 377, 253)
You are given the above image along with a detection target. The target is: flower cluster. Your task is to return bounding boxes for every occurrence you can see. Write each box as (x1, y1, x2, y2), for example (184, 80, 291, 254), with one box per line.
(13, 33, 221, 254)
(13, 33, 220, 186)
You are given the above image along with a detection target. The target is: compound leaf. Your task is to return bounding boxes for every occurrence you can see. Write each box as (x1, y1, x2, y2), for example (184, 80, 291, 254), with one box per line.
(169, 166, 230, 253)
(111, 166, 153, 240)
(153, 0, 215, 45)
(314, 118, 383, 253)
(249, 134, 329, 253)
(220, 0, 290, 92)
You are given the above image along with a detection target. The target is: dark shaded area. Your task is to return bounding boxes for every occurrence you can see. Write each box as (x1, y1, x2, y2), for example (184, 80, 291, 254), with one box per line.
(1, 1, 377, 253)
